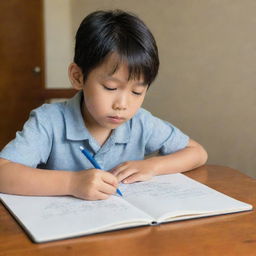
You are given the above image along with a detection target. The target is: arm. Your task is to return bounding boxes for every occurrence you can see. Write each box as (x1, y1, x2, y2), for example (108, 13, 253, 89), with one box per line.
(0, 158, 118, 200)
(111, 139, 208, 184)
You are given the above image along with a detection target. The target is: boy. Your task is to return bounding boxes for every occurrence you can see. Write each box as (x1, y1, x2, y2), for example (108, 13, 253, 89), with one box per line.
(0, 10, 207, 200)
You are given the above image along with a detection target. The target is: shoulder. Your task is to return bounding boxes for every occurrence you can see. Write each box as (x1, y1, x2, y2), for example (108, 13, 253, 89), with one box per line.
(133, 108, 154, 122)
(30, 101, 66, 123)
(23, 101, 69, 137)
(130, 108, 155, 134)
(133, 107, 165, 127)
(131, 107, 185, 138)
(33, 101, 66, 115)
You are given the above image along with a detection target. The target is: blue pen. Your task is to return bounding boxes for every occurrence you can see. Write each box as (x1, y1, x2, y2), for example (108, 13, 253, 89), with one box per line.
(80, 146, 123, 197)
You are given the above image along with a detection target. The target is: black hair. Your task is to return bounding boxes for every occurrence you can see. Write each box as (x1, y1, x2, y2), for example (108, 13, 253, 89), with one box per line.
(74, 10, 159, 86)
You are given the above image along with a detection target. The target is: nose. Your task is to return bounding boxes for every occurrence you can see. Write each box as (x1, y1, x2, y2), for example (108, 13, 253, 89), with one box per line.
(112, 94, 127, 111)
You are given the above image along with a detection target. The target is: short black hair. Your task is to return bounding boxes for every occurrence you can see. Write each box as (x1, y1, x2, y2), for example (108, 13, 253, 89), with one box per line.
(74, 10, 159, 86)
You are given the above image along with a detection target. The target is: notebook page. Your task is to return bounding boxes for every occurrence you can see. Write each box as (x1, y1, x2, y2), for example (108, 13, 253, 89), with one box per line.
(120, 173, 252, 222)
(0, 194, 153, 242)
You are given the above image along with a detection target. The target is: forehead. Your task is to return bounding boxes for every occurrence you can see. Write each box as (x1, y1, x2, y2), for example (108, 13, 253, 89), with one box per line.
(90, 53, 146, 85)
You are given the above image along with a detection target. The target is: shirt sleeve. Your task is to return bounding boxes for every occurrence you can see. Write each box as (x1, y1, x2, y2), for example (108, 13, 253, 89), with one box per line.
(144, 111, 189, 155)
(0, 106, 53, 168)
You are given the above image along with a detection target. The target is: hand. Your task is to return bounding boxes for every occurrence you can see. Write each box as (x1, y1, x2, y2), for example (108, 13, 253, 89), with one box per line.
(69, 169, 118, 200)
(110, 159, 157, 184)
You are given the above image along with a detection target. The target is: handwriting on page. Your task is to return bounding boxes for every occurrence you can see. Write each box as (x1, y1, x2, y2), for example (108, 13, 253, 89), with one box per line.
(42, 197, 130, 219)
(120, 181, 212, 199)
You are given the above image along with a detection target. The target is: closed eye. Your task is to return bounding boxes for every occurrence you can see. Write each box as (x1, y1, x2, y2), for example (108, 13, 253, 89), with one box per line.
(132, 91, 143, 96)
(102, 85, 117, 91)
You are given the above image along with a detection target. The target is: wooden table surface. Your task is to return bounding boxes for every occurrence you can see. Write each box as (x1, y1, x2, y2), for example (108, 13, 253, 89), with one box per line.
(0, 165, 255, 256)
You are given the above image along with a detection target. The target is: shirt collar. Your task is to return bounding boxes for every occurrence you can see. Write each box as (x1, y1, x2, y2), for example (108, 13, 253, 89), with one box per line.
(64, 91, 90, 141)
(64, 91, 130, 144)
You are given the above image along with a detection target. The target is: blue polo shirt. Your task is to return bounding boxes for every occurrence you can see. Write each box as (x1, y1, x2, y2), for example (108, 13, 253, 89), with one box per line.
(0, 92, 189, 171)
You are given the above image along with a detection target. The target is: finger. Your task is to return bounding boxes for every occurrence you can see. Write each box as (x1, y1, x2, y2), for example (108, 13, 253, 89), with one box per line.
(78, 188, 110, 201)
(101, 171, 118, 187)
(110, 165, 127, 176)
(111, 161, 133, 175)
(99, 181, 118, 195)
(116, 168, 138, 183)
(92, 190, 111, 200)
(122, 173, 145, 184)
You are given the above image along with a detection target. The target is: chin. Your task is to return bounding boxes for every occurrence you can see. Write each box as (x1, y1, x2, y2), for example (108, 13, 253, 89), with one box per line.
(102, 122, 124, 130)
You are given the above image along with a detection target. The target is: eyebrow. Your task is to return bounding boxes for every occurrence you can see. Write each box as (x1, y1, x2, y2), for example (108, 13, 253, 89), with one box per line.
(101, 76, 148, 86)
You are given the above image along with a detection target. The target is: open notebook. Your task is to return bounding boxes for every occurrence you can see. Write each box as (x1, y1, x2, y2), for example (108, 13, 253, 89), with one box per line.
(0, 173, 252, 243)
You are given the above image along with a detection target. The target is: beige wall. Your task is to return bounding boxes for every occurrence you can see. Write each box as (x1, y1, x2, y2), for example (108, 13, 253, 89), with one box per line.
(44, 0, 73, 88)
(45, 0, 256, 178)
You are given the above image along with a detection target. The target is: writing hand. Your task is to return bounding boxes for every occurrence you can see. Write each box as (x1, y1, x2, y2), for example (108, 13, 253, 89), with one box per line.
(69, 169, 118, 200)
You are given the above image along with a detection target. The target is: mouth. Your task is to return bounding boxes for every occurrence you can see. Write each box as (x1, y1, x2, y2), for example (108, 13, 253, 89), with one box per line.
(107, 116, 125, 124)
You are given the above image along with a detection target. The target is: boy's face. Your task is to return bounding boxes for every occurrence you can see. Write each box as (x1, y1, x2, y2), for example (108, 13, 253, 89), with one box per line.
(70, 56, 148, 133)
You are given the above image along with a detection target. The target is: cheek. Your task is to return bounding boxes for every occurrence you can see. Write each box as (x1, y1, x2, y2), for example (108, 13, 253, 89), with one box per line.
(129, 97, 145, 115)
(84, 93, 109, 115)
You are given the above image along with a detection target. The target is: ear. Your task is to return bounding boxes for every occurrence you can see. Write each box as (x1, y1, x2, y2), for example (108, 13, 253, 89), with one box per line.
(68, 63, 84, 90)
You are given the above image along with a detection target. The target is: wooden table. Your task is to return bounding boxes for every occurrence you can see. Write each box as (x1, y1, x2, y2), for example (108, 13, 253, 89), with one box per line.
(0, 165, 255, 256)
